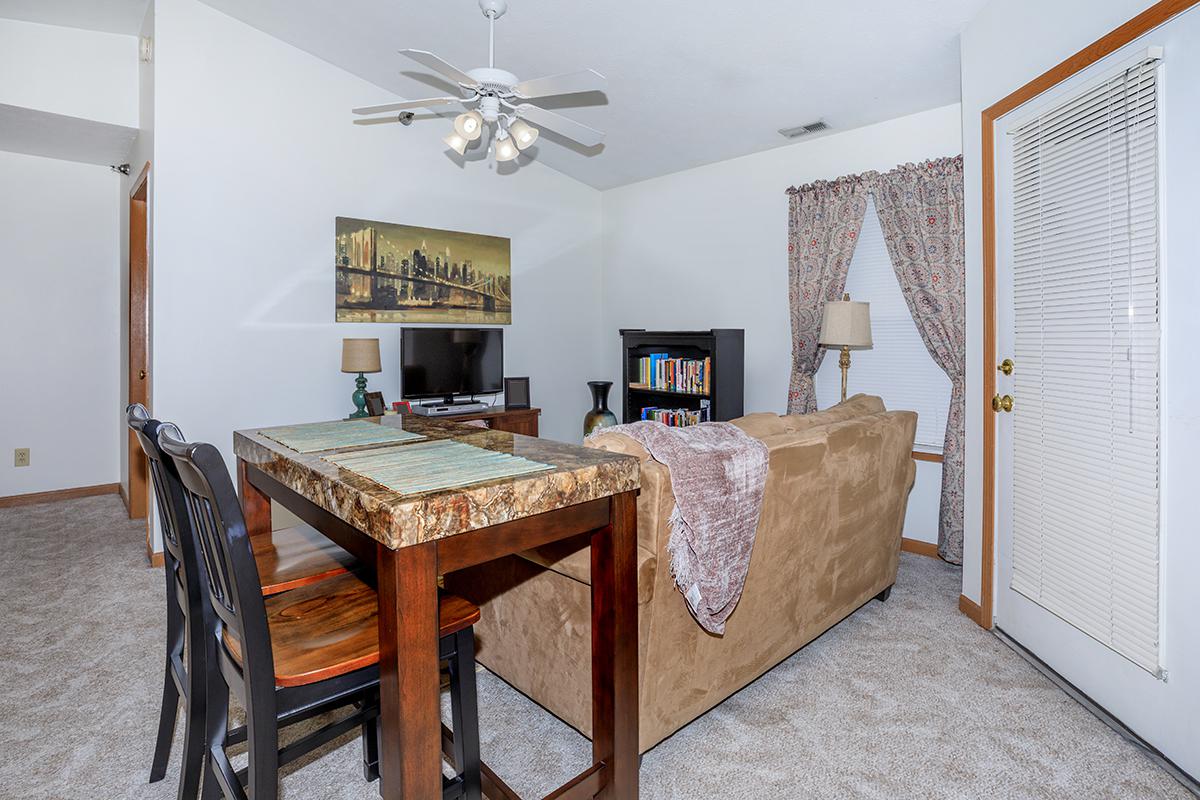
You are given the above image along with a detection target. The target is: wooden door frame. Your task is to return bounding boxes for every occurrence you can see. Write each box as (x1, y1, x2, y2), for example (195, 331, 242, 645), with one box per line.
(973, 0, 1198, 629)
(128, 161, 152, 559)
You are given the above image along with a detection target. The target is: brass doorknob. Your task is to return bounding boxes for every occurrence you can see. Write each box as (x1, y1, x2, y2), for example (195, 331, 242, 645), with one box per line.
(997, 358, 1014, 376)
(991, 394, 1014, 413)
(139, 369, 147, 380)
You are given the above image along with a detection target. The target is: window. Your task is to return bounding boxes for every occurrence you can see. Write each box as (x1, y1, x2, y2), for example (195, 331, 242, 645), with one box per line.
(815, 198, 952, 452)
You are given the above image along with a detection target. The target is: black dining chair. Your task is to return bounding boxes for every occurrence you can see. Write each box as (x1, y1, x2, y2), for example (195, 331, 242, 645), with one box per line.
(128, 404, 210, 800)
(157, 423, 484, 800)
(130, 404, 371, 799)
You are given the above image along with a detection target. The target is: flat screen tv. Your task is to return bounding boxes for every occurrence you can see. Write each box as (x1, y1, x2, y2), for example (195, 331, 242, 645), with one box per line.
(400, 327, 503, 402)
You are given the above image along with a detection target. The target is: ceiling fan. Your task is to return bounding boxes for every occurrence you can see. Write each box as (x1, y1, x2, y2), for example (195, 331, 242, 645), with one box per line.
(352, 0, 606, 164)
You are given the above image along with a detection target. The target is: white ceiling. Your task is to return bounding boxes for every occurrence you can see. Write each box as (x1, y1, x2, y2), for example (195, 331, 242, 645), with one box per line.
(198, 0, 985, 189)
(0, 0, 148, 34)
(0, 103, 138, 165)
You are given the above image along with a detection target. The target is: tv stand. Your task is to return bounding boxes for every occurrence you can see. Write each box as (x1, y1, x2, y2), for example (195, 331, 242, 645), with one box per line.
(449, 405, 541, 437)
(405, 404, 540, 436)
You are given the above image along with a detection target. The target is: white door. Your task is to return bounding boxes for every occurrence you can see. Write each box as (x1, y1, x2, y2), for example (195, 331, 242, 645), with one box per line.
(993, 43, 1183, 765)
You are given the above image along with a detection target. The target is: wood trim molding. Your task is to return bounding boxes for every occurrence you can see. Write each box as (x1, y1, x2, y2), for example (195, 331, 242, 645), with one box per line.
(0, 483, 120, 509)
(977, 0, 1199, 632)
(147, 547, 164, 568)
(901, 537, 941, 559)
(130, 159, 151, 198)
(959, 594, 985, 627)
(912, 451, 944, 464)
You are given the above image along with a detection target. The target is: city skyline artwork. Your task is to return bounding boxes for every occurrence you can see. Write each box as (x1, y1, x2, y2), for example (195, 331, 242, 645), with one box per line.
(335, 216, 512, 324)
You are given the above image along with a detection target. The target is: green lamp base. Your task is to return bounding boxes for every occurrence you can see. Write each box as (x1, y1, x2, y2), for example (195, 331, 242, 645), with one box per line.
(349, 372, 369, 418)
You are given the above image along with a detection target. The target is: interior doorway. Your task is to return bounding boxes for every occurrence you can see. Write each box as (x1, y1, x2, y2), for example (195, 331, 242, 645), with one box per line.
(127, 162, 150, 553)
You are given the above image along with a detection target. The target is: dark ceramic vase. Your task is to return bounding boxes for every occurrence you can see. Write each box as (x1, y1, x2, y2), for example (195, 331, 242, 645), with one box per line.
(584, 381, 619, 436)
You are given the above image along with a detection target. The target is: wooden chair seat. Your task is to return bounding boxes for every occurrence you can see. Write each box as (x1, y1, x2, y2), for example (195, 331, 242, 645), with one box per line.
(222, 572, 481, 688)
(252, 525, 357, 596)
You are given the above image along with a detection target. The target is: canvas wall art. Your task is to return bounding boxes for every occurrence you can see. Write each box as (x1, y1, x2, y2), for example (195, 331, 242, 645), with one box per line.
(335, 217, 511, 324)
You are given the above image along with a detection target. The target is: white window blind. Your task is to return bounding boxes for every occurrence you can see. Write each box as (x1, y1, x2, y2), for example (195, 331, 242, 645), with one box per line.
(816, 198, 953, 452)
(1009, 57, 1161, 673)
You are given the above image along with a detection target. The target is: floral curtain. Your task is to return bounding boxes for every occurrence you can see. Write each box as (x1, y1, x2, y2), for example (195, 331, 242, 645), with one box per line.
(872, 156, 966, 564)
(785, 175, 870, 414)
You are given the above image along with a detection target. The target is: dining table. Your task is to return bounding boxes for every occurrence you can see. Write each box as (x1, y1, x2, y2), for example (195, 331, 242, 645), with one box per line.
(233, 413, 641, 799)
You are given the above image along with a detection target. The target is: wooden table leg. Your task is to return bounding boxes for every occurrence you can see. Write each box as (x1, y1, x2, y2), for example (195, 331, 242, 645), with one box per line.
(237, 459, 272, 537)
(591, 491, 639, 799)
(376, 540, 442, 800)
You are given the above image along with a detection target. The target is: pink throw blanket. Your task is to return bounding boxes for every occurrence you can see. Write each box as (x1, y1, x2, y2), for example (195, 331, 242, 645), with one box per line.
(595, 421, 768, 634)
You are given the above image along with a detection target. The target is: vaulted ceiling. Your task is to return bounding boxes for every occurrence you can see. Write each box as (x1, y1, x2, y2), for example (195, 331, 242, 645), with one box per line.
(198, 0, 986, 189)
(0, 0, 987, 188)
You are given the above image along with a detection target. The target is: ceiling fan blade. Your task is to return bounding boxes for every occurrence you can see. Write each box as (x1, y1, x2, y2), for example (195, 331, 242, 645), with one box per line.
(353, 115, 412, 126)
(352, 97, 460, 115)
(515, 104, 606, 147)
(513, 69, 607, 99)
(399, 49, 481, 88)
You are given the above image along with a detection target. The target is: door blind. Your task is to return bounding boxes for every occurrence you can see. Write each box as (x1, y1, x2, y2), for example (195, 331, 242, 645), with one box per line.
(1008, 57, 1161, 673)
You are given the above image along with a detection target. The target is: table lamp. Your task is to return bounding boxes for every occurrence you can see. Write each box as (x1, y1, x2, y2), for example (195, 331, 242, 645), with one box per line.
(819, 293, 872, 402)
(341, 338, 382, 418)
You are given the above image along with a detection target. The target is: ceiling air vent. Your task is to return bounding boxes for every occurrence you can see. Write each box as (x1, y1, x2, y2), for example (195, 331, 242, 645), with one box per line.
(778, 120, 829, 139)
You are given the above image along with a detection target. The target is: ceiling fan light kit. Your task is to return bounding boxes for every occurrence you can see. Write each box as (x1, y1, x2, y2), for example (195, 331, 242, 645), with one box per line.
(454, 110, 484, 140)
(494, 132, 520, 162)
(351, 0, 606, 168)
(443, 131, 470, 155)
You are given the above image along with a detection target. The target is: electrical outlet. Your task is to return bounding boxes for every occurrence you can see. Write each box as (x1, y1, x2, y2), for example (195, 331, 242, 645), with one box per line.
(14, 448, 30, 467)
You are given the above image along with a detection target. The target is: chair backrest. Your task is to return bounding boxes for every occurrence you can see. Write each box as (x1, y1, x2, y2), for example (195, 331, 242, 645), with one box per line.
(157, 424, 273, 690)
(126, 405, 210, 642)
(126, 404, 189, 569)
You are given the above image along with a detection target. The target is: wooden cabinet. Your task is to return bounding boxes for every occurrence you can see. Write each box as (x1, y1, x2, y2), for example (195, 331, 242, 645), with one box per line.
(443, 406, 541, 437)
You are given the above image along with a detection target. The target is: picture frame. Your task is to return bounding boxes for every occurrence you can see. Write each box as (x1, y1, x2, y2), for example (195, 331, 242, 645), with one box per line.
(392, 400, 411, 414)
(365, 391, 387, 417)
(504, 377, 531, 410)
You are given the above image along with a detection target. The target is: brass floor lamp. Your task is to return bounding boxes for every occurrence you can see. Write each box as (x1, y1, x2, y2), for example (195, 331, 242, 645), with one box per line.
(819, 293, 873, 402)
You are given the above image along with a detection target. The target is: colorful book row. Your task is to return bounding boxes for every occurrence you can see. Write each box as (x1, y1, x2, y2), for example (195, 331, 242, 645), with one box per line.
(633, 354, 711, 395)
(640, 406, 707, 427)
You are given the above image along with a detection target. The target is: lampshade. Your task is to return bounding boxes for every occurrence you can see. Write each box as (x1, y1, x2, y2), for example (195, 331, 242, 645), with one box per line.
(443, 131, 469, 155)
(494, 133, 519, 162)
(341, 338, 381, 373)
(819, 298, 872, 348)
(508, 119, 539, 150)
(454, 111, 484, 141)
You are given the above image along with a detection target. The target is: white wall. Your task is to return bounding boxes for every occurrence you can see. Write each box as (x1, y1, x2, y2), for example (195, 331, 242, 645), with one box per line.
(600, 104, 962, 543)
(0, 151, 121, 495)
(147, 0, 602, 526)
(0, 18, 137, 128)
(961, 0, 1200, 777)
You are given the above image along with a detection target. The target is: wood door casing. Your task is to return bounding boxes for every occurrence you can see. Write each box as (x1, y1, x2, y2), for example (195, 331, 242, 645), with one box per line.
(128, 163, 150, 537)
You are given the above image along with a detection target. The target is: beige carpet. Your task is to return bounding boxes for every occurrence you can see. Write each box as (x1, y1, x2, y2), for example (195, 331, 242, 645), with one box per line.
(0, 494, 1189, 799)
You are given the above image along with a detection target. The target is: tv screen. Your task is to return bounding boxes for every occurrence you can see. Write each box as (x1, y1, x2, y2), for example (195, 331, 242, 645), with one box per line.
(401, 327, 503, 400)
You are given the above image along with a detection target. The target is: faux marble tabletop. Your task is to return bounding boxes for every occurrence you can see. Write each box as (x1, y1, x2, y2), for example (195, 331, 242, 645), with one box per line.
(233, 415, 640, 550)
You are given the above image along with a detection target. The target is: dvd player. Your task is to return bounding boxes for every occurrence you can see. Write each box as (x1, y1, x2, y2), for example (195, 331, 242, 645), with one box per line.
(411, 401, 489, 417)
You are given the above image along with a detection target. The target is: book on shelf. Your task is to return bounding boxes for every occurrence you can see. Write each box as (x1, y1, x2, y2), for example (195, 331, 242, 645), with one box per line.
(639, 402, 709, 428)
(634, 354, 711, 395)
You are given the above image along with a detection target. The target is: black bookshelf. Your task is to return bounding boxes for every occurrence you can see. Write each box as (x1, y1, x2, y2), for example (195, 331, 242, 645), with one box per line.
(619, 329, 744, 424)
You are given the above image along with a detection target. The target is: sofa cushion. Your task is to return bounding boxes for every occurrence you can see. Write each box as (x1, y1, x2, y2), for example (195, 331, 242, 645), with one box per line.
(588, 429, 652, 462)
(728, 412, 791, 438)
(781, 393, 885, 433)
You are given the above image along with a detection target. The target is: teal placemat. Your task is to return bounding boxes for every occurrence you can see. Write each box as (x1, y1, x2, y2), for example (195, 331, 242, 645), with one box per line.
(323, 439, 553, 495)
(258, 420, 425, 453)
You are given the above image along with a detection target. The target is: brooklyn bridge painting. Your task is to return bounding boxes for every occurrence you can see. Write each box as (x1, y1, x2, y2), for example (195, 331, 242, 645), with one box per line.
(335, 217, 512, 324)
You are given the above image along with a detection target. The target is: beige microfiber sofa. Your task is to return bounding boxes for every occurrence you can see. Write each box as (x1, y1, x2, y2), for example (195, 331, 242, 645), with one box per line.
(444, 394, 917, 753)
